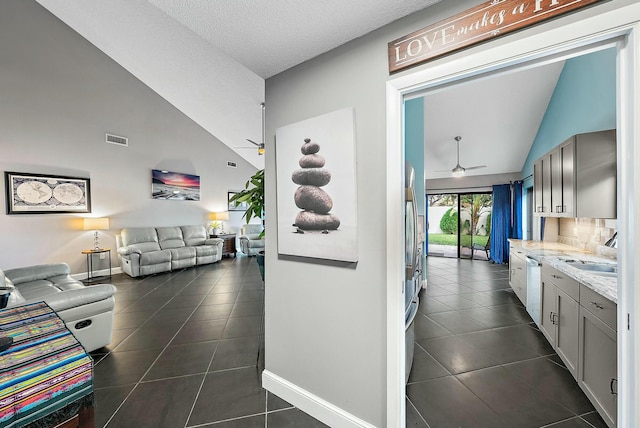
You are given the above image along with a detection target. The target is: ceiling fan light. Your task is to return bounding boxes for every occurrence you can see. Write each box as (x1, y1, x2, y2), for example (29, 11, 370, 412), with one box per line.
(257, 146, 265, 155)
(451, 165, 465, 177)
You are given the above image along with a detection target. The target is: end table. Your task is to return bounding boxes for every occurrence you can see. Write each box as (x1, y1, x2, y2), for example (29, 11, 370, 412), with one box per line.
(210, 233, 237, 258)
(81, 248, 112, 283)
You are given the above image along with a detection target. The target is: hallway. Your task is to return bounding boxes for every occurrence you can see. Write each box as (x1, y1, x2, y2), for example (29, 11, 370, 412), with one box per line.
(406, 257, 607, 428)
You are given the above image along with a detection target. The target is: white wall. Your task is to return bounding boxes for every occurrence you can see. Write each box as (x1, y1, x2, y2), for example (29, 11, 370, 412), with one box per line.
(35, 0, 266, 170)
(0, 0, 258, 273)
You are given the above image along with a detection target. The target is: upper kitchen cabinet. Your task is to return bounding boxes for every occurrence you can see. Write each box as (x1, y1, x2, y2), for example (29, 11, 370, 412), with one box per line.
(533, 130, 616, 218)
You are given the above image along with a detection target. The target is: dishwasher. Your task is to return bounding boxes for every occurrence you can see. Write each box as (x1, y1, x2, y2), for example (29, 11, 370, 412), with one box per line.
(525, 255, 541, 325)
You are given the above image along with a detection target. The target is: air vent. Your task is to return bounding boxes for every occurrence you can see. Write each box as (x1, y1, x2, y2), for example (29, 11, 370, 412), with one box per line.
(105, 133, 128, 147)
(227, 161, 237, 168)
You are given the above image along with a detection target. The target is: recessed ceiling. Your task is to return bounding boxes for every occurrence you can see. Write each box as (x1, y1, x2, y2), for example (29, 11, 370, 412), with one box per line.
(421, 60, 565, 179)
(148, 0, 443, 78)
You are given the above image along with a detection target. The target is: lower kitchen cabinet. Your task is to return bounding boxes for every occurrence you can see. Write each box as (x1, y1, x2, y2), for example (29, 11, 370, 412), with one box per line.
(578, 300, 617, 428)
(555, 288, 580, 377)
(509, 248, 527, 305)
(540, 275, 579, 378)
(529, 261, 617, 427)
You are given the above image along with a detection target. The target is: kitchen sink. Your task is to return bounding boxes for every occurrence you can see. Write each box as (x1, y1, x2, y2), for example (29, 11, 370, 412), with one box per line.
(565, 260, 617, 274)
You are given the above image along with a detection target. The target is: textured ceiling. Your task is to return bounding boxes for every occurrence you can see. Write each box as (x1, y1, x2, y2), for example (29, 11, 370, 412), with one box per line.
(148, 0, 442, 78)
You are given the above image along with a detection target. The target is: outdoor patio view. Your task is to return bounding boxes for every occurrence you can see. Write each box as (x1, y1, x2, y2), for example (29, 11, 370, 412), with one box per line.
(427, 193, 493, 260)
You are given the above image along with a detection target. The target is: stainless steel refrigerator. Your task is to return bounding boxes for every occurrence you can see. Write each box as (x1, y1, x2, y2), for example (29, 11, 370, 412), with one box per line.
(405, 164, 421, 383)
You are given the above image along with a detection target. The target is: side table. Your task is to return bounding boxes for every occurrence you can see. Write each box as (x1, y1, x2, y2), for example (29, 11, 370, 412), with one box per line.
(81, 248, 112, 283)
(210, 233, 237, 258)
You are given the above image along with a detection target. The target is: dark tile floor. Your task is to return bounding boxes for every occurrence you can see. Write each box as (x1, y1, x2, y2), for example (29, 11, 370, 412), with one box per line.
(90, 255, 328, 428)
(406, 256, 609, 428)
(92, 254, 610, 427)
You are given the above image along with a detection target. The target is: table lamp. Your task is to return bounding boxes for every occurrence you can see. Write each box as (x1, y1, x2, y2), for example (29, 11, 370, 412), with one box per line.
(209, 211, 229, 233)
(83, 217, 110, 250)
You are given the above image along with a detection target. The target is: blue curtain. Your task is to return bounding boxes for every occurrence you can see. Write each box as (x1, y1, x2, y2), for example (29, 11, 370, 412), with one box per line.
(512, 181, 523, 239)
(490, 184, 511, 264)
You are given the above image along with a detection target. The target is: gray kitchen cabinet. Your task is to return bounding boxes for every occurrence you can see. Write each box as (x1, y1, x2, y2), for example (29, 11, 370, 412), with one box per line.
(532, 129, 616, 218)
(533, 156, 551, 215)
(555, 287, 580, 377)
(540, 275, 557, 344)
(540, 265, 580, 378)
(549, 140, 575, 216)
(579, 304, 617, 428)
(509, 248, 527, 305)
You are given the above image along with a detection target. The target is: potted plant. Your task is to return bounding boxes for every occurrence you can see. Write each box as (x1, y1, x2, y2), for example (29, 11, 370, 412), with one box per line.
(229, 169, 265, 278)
(209, 221, 222, 235)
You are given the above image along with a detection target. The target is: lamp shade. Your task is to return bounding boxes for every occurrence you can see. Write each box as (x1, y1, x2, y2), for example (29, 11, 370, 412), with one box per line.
(83, 217, 110, 230)
(209, 212, 229, 221)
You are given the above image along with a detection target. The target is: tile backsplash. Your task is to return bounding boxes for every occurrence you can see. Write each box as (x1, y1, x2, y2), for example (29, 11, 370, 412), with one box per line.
(553, 218, 617, 258)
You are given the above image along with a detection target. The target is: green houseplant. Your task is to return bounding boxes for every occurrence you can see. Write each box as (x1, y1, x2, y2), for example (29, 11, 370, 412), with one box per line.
(229, 169, 265, 278)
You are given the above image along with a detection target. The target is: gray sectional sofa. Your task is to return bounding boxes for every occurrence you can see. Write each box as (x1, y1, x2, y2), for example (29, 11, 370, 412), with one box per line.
(1, 263, 117, 352)
(116, 225, 224, 277)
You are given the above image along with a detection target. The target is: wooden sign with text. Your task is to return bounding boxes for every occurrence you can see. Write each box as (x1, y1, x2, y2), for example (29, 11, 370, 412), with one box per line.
(388, 0, 603, 73)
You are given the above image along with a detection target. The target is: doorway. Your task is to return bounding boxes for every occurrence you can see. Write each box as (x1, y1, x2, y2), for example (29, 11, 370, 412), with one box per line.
(427, 192, 492, 259)
(387, 10, 639, 428)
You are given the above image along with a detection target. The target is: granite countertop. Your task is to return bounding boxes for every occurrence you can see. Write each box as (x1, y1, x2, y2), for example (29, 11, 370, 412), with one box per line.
(509, 239, 617, 303)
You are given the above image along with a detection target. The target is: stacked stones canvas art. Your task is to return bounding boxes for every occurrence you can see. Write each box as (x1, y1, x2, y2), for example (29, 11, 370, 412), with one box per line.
(293, 138, 340, 233)
(275, 107, 358, 262)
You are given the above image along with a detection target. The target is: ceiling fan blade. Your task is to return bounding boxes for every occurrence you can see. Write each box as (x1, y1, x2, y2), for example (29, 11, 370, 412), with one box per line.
(434, 169, 453, 173)
(246, 139, 261, 147)
(465, 165, 487, 171)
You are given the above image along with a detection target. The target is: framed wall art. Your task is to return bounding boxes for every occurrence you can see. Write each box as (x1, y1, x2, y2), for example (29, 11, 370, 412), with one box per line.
(275, 107, 358, 262)
(151, 169, 200, 200)
(5, 171, 91, 214)
(228, 191, 249, 211)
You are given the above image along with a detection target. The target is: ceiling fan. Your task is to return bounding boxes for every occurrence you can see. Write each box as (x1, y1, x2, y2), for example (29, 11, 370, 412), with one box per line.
(436, 136, 486, 177)
(235, 102, 265, 155)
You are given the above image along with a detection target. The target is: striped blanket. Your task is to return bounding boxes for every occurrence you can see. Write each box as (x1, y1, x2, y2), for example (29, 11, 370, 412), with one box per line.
(0, 302, 93, 427)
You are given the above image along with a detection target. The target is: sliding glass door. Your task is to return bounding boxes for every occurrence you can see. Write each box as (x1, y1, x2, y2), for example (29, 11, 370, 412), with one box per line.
(427, 192, 492, 259)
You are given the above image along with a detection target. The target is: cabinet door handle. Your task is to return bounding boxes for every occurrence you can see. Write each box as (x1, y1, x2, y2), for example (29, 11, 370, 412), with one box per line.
(610, 378, 618, 395)
(550, 312, 558, 325)
(552, 274, 562, 280)
(556, 205, 563, 212)
(591, 301, 605, 310)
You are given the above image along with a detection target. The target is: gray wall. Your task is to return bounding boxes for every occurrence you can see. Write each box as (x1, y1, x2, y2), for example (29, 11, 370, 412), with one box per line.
(0, 0, 258, 273)
(264, 0, 632, 425)
(264, 1, 488, 425)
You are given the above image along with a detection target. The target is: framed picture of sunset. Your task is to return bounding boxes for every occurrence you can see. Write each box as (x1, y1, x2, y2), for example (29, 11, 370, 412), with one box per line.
(151, 169, 200, 201)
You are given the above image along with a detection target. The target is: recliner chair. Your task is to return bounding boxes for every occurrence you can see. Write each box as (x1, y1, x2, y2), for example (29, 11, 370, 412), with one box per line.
(1, 263, 117, 352)
(238, 224, 265, 256)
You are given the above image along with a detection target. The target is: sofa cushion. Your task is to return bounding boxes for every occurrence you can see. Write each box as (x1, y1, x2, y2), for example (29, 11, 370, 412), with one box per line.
(246, 239, 265, 249)
(121, 227, 161, 247)
(140, 250, 172, 265)
(170, 247, 196, 260)
(157, 227, 186, 250)
(181, 225, 208, 246)
(12, 280, 60, 300)
(48, 275, 85, 291)
(3, 263, 70, 285)
(194, 245, 215, 257)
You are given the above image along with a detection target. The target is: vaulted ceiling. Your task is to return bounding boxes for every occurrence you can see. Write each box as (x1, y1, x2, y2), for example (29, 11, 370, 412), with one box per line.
(35, 0, 560, 176)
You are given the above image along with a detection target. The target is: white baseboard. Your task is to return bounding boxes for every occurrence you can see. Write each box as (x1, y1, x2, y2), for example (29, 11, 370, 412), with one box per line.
(72, 267, 122, 282)
(262, 370, 377, 428)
